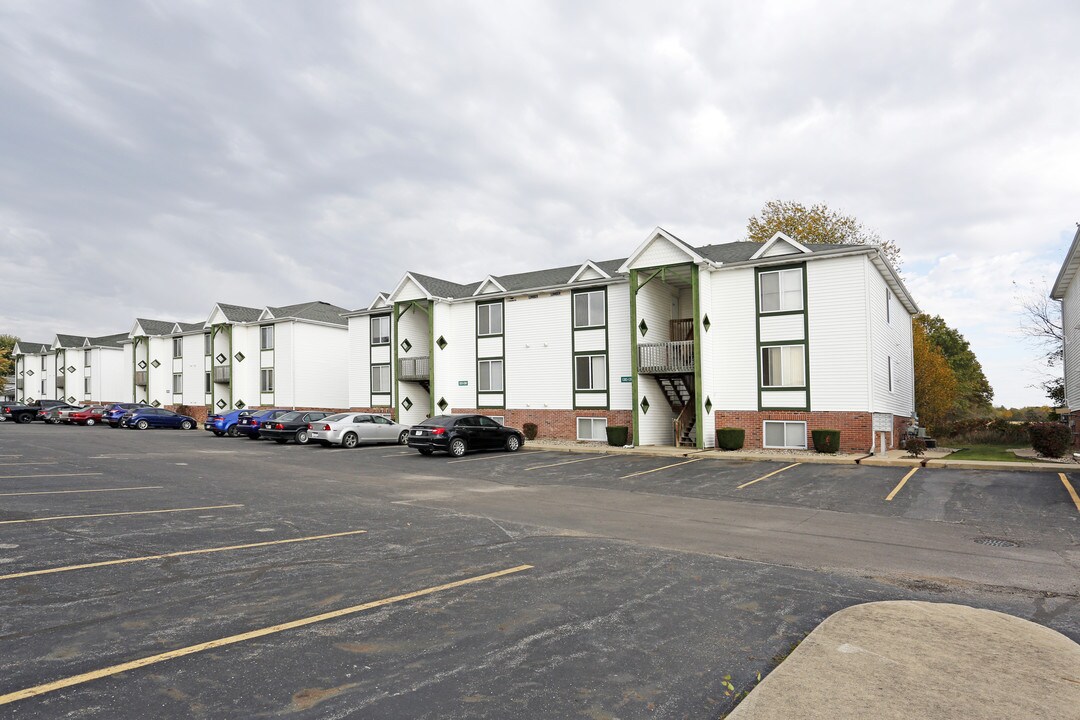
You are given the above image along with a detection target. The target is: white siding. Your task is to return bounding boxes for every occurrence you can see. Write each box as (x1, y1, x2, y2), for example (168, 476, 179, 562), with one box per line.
(761, 390, 808, 408)
(505, 293, 572, 409)
(477, 335, 502, 358)
(1064, 280, 1080, 410)
(759, 315, 805, 343)
(807, 255, 870, 412)
(442, 301, 476, 410)
(697, 269, 714, 447)
(231, 324, 261, 410)
(275, 322, 294, 407)
(97, 348, 127, 403)
(866, 261, 914, 416)
(633, 238, 696, 268)
(574, 328, 606, 352)
(636, 375, 674, 445)
(712, 268, 758, 411)
(607, 284, 632, 411)
(395, 277, 429, 302)
(180, 332, 205, 405)
(348, 315, 371, 408)
(288, 322, 348, 409)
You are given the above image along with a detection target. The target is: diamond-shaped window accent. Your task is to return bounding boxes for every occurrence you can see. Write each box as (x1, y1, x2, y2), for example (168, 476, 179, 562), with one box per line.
(216, 353, 227, 364)
(400, 338, 412, 353)
(151, 400, 161, 407)
(150, 360, 161, 368)
(640, 396, 650, 415)
(437, 397, 448, 412)
(436, 336, 447, 350)
(26, 369, 34, 376)
(234, 352, 245, 363)
(703, 314, 711, 332)
(68, 396, 76, 404)
(138, 361, 147, 369)
(216, 399, 227, 409)
(638, 319, 648, 337)
(235, 400, 245, 409)
(67, 365, 76, 373)
(704, 396, 713, 414)
(402, 396, 413, 411)
(26, 397, 35, 403)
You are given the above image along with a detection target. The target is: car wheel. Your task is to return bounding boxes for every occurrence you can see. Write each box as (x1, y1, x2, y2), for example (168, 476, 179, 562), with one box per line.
(17, 414, 32, 424)
(505, 434, 521, 452)
(275, 438, 287, 444)
(136, 419, 150, 430)
(449, 437, 467, 458)
(342, 433, 358, 449)
(295, 429, 309, 445)
(419, 448, 434, 455)
(85, 418, 96, 426)
(398, 430, 409, 445)
(180, 420, 194, 430)
(225, 425, 238, 438)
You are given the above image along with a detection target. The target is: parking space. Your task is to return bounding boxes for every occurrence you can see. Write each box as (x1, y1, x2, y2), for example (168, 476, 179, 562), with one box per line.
(0, 424, 1077, 718)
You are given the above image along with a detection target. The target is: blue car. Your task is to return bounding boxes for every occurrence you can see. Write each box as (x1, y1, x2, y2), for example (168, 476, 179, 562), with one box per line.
(119, 407, 197, 430)
(103, 402, 150, 428)
(204, 409, 248, 437)
(236, 408, 290, 440)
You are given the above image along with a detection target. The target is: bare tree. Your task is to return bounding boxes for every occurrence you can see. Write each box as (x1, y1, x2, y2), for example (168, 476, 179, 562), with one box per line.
(1016, 279, 1064, 405)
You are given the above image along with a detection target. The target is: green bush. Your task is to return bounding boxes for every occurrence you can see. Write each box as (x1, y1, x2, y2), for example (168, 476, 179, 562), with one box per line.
(522, 422, 538, 440)
(605, 425, 629, 446)
(905, 436, 927, 458)
(811, 429, 840, 454)
(716, 427, 745, 451)
(1028, 422, 1071, 458)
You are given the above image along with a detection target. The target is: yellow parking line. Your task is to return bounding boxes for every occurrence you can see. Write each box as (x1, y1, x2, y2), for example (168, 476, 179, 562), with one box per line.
(620, 457, 701, 480)
(0, 504, 243, 525)
(736, 463, 801, 489)
(0, 473, 103, 480)
(1059, 473, 1080, 513)
(0, 486, 162, 498)
(0, 564, 533, 706)
(0, 529, 368, 581)
(526, 455, 616, 471)
(886, 467, 919, 501)
(447, 451, 546, 464)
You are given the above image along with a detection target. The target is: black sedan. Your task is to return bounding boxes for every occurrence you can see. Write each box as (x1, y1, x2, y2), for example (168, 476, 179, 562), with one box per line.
(407, 414, 524, 457)
(258, 410, 331, 445)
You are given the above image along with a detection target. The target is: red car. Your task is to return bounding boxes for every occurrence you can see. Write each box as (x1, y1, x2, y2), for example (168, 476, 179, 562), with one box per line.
(68, 406, 106, 426)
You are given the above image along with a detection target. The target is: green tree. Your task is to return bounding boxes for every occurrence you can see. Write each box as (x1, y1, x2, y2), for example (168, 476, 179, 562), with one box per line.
(746, 200, 902, 270)
(915, 315, 994, 418)
(0, 334, 17, 378)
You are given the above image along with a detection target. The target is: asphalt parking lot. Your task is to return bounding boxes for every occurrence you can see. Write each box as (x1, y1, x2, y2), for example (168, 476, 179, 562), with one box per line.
(0, 424, 1077, 719)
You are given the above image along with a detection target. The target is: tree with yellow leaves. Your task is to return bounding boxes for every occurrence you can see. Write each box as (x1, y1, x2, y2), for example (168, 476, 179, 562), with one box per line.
(912, 316, 958, 432)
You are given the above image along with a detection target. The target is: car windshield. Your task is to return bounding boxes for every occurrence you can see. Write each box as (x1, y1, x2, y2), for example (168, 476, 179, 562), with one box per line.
(277, 412, 302, 422)
(323, 413, 351, 422)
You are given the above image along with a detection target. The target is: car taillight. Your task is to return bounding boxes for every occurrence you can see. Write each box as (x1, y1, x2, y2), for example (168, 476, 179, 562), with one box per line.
(274, 423, 284, 430)
(321, 424, 331, 431)
(252, 421, 261, 428)
(432, 427, 446, 436)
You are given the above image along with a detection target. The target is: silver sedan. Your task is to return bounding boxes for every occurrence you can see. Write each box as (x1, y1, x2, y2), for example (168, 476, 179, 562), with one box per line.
(308, 412, 410, 448)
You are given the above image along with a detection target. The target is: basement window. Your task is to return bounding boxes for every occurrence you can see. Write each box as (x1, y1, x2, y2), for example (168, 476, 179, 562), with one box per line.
(577, 417, 608, 441)
(763, 421, 807, 449)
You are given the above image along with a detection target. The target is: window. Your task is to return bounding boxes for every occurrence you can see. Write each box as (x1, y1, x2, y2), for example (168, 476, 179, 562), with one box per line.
(486, 416, 505, 426)
(478, 359, 504, 392)
(477, 303, 503, 336)
(886, 288, 892, 323)
(887, 355, 893, 392)
(478, 416, 501, 428)
(84, 377, 91, 394)
(573, 290, 605, 328)
(371, 415, 392, 425)
(204, 333, 211, 356)
(172, 373, 183, 394)
(764, 421, 807, 449)
(84, 351, 91, 367)
(260, 368, 274, 393)
(577, 417, 608, 441)
(574, 354, 607, 390)
(173, 337, 183, 358)
(41, 356, 46, 369)
(759, 268, 803, 313)
(205, 372, 211, 393)
(761, 345, 805, 387)
(371, 316, 390, 345)
(260, 325, 274, 350)
(371, 365, 390, 394)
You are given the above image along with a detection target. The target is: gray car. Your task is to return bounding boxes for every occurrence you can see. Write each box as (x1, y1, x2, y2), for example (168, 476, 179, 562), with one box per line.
(308, 412, 410, 448)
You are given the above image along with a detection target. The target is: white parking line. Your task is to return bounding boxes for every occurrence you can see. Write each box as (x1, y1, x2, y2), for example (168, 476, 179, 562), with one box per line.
(0, 462, 58, 467)
(0, 473, 104, 480)
(447, 451, 549, 464)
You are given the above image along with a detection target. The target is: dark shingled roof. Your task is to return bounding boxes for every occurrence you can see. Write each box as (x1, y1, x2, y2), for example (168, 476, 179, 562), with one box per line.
(55, 334, 89, 348)
(174, 321, 205, 333)
(135, 318, 176, 336)
(89, 333, 128, 348)
(267, 301, 349, 326)
(16, 342, 49, 354)
(695, 241, 862, 264)
(409, 273, 481, 300)
(216, 303, 263, 323)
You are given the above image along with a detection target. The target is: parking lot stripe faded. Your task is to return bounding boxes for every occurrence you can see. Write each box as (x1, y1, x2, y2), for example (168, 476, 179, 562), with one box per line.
(0, 504, 243, 525)
(886, 467, 919, 501)
(1059, 473, 1080, 513)
(447, 451, 548, 464)
(0, 486, 162, 498)
(0, 529, 368, 581)
(619, 457, 701, 480)
(526, 454, 616, 471)
(0, 462, 58, 466)
(0, 563, 533, 706)
(736, 463, 801, 489)
(0, 473, 103, 480)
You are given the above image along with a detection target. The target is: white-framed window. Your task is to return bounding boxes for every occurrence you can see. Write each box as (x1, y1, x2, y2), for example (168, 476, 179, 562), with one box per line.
(260, 325, 274, 350)
(371, 316, 390, 345)
(577, 417, 608, 441)
(172, 373, 183, 394)
(477, 303, 503, 336)
(204, 333, 211, 356)
(573, 290, 605, 328)
(759, 268, 803, 313)
(173, 337, 183, 358)
(260, 368, 274, 393)
(574, 354, 607, 390)
(763, 420, 807, 449)
(886, 288, 892, 324)
(478, 359, 504, 392)
(84, 351, 91, 367)
(371, 365, 390, 394)
(41, 356, 46, 369)
(887, 355, 893, 392)
(761, 345, 805, 387)
(84, 377, 91, 394)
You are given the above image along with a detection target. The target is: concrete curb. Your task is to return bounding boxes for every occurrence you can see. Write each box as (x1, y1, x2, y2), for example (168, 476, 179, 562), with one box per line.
(726, 601, 1080, 720)
(923, 458, 1069, 472)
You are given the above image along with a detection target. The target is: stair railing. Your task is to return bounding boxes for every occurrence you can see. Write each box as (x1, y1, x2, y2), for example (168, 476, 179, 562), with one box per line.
(673, 400, 694, 446)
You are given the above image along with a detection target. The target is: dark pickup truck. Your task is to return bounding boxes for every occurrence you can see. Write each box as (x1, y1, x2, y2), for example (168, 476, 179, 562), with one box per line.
(1, 399, 70, 424)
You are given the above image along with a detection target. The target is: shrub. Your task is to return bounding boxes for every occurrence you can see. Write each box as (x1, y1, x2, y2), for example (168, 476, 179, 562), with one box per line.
(605, 425, 629, 446)
(905, 436, 927, 458)
(811, 429, 840, 454)
(1028, 422, 1071, 458)
(716, 427, 745, 451)
(522, 422, 538, 440)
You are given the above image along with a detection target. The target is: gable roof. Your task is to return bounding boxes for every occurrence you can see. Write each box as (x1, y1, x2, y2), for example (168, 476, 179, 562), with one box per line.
(472, 276, 507, 296)
(1051, 225, 1080, 300)
(264, 301, 348, 326)
(568, 260, 612, 283)
(408, 272, 481, 300)
(173, 321, 204, 333)
(134, 318, 176, 337)
(215, 303, 263, 323)
(88, 333, 128, 348)
(54, 334, 89, 349)
(749, 232, 812, 259)
(13, 341, 49, 354)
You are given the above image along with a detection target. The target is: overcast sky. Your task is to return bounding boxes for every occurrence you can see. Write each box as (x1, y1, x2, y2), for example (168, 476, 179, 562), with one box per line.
(2, 1, 1078, 407)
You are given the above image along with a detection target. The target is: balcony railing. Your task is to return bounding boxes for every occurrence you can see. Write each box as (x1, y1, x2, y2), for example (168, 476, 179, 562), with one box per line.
(638, 340, 694, 374)
(55, 375, 65, 389)
(398, 356, 430, 382)
(134, 371, 148, 387)
(213, 365, 231, 383)
(670, 318, 694, 341)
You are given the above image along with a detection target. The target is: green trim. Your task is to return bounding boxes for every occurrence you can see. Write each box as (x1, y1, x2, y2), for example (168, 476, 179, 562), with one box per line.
(692, 265, 703, 448)
(475, 300, 505, 409)
(629, 269, 639, 447)
(571, 286, 609, 410)
(392, 305, 399, 420)
(429, 301, 435, 417)
(369, 313, 391, 407)
(755, 263, 810, 412)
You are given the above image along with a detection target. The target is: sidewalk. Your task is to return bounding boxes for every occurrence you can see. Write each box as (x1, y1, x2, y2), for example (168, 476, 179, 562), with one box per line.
(726, 601, 1080, 720)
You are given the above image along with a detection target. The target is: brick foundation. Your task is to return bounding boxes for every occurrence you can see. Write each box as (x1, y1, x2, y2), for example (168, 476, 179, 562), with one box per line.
(712, 410, 901, 454)
(452, 408, 634, 443)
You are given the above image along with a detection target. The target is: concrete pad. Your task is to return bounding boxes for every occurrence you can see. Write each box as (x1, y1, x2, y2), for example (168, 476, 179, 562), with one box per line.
(857, 455, 922, 467)
(924, 458, 1068, 472)
(727, 601, 1080, 720)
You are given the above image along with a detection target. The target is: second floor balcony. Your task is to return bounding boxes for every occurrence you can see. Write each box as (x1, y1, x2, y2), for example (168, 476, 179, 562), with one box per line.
(398, 356, 430, 382)
(638, 340, 695, 374)
(134, 371, 148, 387)
(213, 365, 231, 383)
